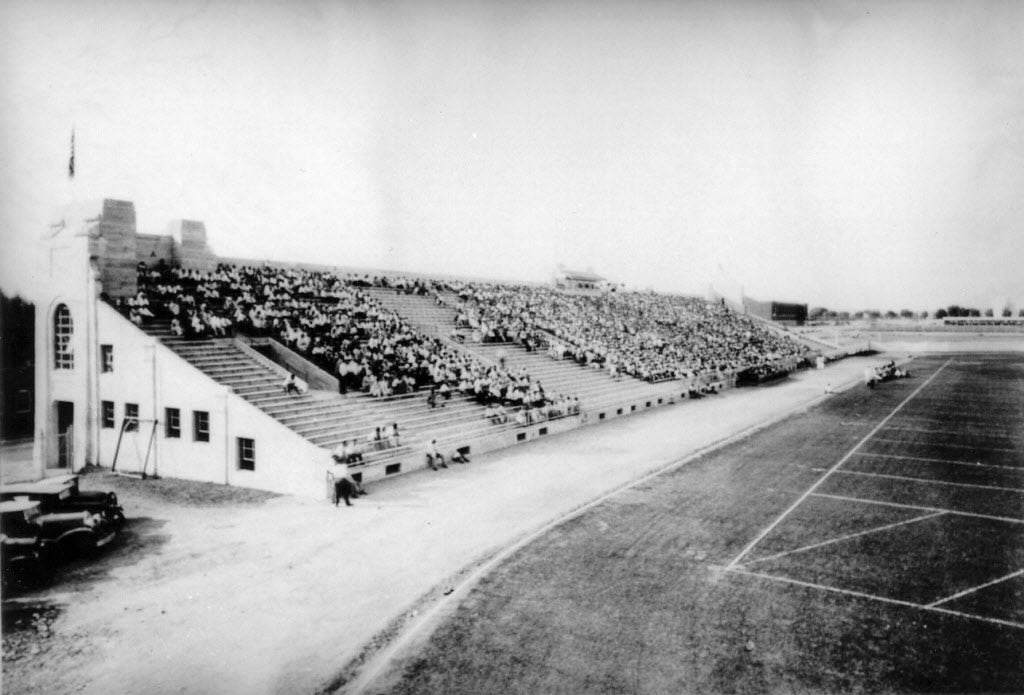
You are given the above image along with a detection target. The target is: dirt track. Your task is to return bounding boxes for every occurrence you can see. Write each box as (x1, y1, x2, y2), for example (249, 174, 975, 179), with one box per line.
(3, 357, 880, 695)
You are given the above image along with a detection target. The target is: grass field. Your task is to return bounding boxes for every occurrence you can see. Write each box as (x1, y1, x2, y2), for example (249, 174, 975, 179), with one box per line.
(371, 354, 1024, 694)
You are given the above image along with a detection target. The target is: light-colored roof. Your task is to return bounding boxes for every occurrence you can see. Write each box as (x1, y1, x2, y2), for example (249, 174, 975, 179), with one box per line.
(0, 499, 41, 513)
(560, 270, 605, 282)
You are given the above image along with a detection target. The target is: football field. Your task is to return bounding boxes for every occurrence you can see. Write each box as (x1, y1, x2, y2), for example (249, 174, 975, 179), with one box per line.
(370, 354, 1024, 694)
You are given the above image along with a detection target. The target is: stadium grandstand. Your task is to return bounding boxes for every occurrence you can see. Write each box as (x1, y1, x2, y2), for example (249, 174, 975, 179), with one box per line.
(33, 198, 814, 498)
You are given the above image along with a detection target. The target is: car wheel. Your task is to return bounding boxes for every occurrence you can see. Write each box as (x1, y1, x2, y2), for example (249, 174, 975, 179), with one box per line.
(24, 556, 53, 588)
(70, 534, 98, 558)
(5, 557, 51, 591)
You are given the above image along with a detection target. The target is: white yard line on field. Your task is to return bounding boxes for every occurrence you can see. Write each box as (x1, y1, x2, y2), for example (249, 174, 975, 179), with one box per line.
(891, 413, 1023, 430)
(879, 424, 1023, 440)
(926, 569, 1024, 608)
(830, 469, 1024, 494)
(867, 437, 1019, 453)
(809, 492, 1024, 525)
(725, 358, 952, 570)
(743, 512, 945, 566)
(854, 451, 1024, 472)
(726, 567, 1024, 630)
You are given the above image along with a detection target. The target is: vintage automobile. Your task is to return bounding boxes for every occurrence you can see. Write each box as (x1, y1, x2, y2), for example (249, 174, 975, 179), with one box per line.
(0, 474, 125, 528)
(1, 499, 54, 589)
(0, 482, 118, 557)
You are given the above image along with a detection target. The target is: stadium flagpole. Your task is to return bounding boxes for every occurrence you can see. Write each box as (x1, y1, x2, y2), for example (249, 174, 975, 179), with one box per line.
(65, 126, 78, 209)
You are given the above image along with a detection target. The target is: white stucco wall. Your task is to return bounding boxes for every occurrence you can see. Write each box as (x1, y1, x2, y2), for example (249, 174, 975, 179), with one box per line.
(34, 209, 101, 476)
(93, 302, 330, 497)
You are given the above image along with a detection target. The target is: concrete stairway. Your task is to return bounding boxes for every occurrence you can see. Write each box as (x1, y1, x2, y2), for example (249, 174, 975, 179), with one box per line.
(141, 320, 521, 477)
(465, 342, 682, 415)
(141, 321, 413, 465)
(370, 287, 693, 415)
(140, 283, 703, 483)
(363, 287, 460, 340)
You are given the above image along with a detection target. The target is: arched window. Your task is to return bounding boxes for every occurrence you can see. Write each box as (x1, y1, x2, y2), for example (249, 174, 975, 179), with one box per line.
(54, 304, 74, 370)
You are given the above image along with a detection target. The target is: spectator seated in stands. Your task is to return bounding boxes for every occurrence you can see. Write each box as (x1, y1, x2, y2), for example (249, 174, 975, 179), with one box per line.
(384, 422, 400, 448)
(282, 372, 304, 395)
(339, 439, 363, 464)
(452, 280, 809, 388)
(483, 403, 508, 424)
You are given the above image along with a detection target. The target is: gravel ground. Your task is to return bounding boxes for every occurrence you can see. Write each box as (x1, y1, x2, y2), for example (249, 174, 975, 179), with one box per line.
(2, 357, 879, 695)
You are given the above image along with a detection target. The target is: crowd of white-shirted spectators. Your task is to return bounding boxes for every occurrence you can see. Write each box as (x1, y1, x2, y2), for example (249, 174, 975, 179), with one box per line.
(119, 262, 552, 413)
(119, 261, 811, 444)
(452, 283, 809, 383)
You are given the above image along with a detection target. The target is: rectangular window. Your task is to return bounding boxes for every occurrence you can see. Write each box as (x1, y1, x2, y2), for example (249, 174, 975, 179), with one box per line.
(165, 407, 181, 438)
(101, 344, 114, 373)
(101, 401, 115, 429)
(237, 438, 255, 471)
(124, 403, 138, 432)
(193, 411, 210, 442)
(54, 305, 74, 370)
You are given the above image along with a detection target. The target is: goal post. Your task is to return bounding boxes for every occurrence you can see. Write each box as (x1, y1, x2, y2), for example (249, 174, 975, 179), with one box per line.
(111, 417, 158, 478)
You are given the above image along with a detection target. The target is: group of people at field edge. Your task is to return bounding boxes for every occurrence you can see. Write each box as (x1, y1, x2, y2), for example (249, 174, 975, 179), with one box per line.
(863, 361, 912, 388)
(327, 448, 367, 507)
(425, 438, 470, 470)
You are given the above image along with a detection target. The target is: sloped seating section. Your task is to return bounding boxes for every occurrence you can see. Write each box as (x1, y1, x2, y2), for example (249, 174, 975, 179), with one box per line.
(121, 263, 551, 409)
(125, 261, 813, 482)
(142, 318, 583, 479)
(450, 283, 810, 383)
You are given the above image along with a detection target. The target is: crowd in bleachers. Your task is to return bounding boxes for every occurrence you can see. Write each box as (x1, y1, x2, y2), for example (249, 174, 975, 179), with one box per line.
(118, 261, 816, 450)
(120, 262, 552, 412)
(453, 283, 809, 383)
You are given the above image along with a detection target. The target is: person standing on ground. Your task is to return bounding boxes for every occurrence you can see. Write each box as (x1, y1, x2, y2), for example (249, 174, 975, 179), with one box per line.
(327, 458, 357, 506)
(426, 439, 447, 470)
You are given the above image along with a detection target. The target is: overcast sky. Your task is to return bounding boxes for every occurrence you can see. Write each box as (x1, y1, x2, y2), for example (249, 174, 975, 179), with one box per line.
(2, 0, 1022, 312)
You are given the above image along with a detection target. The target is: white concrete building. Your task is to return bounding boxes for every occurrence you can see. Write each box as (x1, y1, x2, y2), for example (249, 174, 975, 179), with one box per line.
(32, 199, 327, 497)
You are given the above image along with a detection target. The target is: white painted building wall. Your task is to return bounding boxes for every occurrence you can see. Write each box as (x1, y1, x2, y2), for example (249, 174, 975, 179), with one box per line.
(94, 302, 330, 497)
(34, 199, 332, 498)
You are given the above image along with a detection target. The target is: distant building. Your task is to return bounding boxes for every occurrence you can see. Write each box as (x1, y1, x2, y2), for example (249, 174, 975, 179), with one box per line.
(553, 266, 619, 294)
(743, 297, 808, 326)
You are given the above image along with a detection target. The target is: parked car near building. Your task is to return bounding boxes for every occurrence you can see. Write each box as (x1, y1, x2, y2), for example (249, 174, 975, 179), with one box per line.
(0, 475, 125, 529)
(0, 482, 119, 557)
(1, 499, 54, 589)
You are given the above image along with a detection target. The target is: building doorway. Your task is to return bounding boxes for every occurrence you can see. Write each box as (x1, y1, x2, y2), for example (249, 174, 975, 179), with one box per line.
(56, 401, 74, 468)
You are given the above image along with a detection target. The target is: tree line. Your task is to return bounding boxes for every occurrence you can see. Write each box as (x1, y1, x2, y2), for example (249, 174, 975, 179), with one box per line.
(809, 305, 1023, 321)
(1, 290, 34, 439)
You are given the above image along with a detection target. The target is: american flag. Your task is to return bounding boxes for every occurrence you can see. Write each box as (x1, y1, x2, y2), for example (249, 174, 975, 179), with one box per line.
(68, 129, 75, 179)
